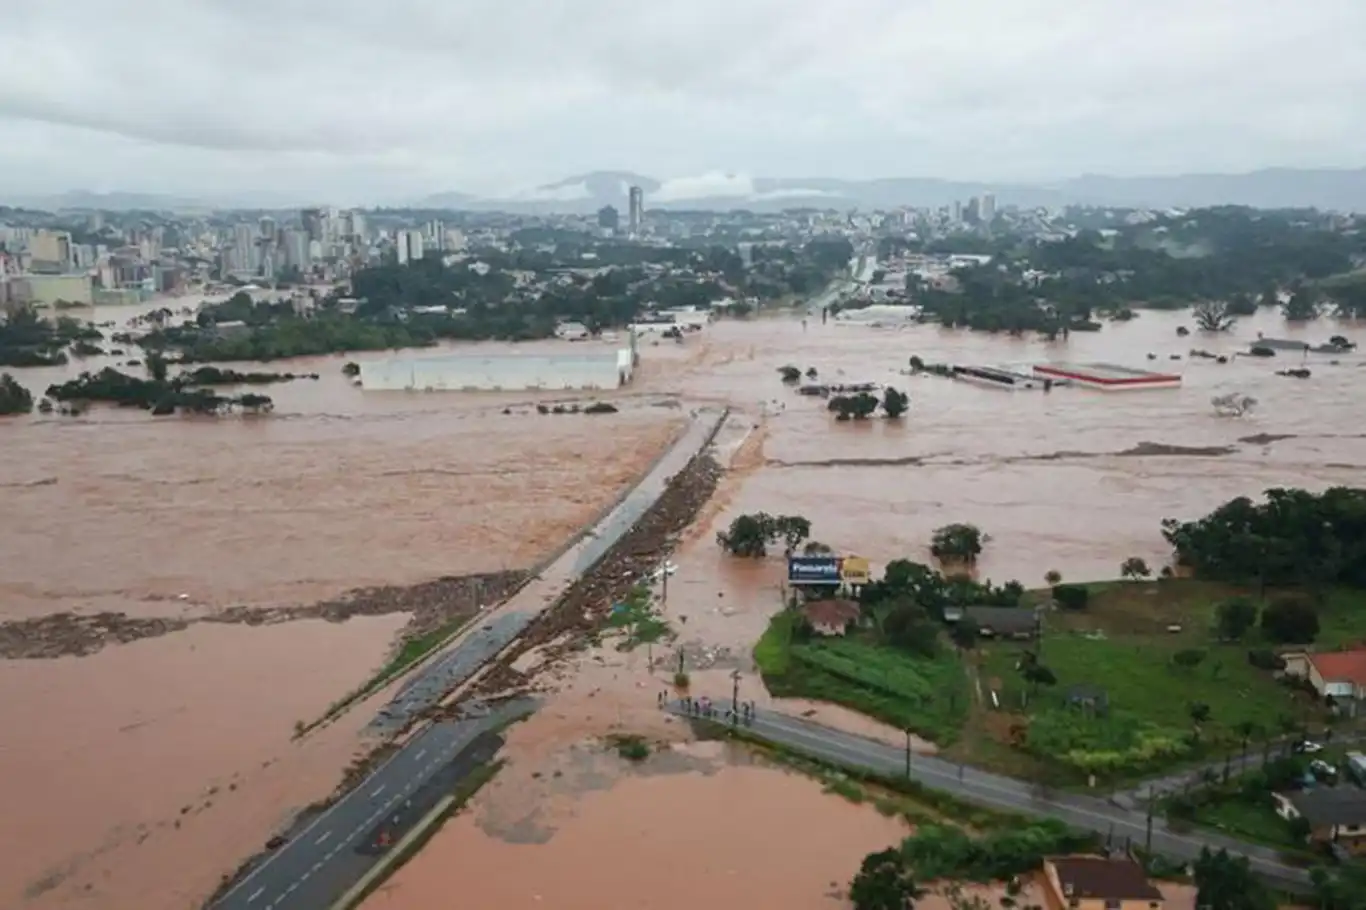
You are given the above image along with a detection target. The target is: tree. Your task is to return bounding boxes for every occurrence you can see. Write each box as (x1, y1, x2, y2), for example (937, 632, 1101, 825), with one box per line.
(882, 600, 941, 657)
(1193, 847, 1275, 910)
(1310, 863, 1366, 910)
(850, 848, 923, 910)
(829, 391, 880, 421)
(0, 372, 34, 415)
(1188, 701, 1212, 732)
(716, 512, 813, 558)
(1283, 290, 1321, 321)
(1260, 598, 1320, 645)
(931, 523, 985, 565)
(1193, 300, 1236, 332)
(1233, 720, 1259, 768)
(1215, 597, 1259, 641)
(145, 351, 169, 383)
(950, 618, 980, 652)
(778, 365, 802, 383)
(1043, 570, 1062, 586)
(1172, 648, 1207, 672)
(882, 387, 910, 419)
(1119, 557, 1151, 581)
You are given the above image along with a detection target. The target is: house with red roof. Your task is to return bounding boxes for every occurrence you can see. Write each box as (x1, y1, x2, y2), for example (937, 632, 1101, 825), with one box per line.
(1283, 648, 1366, 716)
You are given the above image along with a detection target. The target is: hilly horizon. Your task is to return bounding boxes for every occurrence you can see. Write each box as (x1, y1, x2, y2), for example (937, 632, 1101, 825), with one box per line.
(9, 166, 1366, 214)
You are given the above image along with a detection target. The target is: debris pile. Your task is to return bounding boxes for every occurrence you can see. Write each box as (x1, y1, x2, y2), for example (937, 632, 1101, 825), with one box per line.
(0, 570, 527, 660)
(451, 446, 725, 707)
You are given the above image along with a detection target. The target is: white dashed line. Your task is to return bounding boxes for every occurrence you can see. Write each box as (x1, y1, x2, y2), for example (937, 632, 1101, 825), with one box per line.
(314, 830, 332, 846)
(247, 886, 265, 903)
(370, 784, 386, 798)
(415, 749, 427, 761)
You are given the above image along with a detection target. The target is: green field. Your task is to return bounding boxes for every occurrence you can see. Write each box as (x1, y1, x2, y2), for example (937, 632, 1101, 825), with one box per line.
(754, 610, 969, 744)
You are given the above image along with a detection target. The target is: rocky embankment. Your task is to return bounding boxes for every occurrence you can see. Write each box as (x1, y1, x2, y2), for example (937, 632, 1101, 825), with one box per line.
(0, 570, 526, 660)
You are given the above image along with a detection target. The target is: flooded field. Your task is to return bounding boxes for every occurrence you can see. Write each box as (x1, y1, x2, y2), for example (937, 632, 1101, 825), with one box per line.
(1, 299, 1363, 907)
(0, 307, 689, 908)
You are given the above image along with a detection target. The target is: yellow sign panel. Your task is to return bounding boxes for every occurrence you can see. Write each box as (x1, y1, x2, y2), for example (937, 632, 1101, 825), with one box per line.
(840, 556, 871, 584)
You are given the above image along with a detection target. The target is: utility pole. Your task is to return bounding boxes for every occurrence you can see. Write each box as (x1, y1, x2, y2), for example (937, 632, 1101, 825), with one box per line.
(731, 670, 742, 725)
(1144, 791, 1155, 854)
(904, 730, 913, 778)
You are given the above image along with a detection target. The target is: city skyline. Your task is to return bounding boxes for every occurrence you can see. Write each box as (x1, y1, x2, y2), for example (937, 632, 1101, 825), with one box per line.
(1, 0, 1365, 202)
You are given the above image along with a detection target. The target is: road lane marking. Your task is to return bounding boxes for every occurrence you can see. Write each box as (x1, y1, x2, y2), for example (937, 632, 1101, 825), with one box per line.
(370, 784, 386, 798)
(314, 830, 332, 846)
(247, 887, 265, 903)
(415, 749, 427, 761)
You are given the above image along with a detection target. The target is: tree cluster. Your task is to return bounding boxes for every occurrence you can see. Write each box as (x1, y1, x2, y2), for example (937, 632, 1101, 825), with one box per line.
(1193, 847, 1275, 910)
(0, 307, 103, 367)
(0, 372, 34, 415)
(1161, 487, 1366, 591)
(716, 512, 812, 558)
(930, 523, 986, 565)
(44, 364, 274, 416)
(850, 822, 1094, 909)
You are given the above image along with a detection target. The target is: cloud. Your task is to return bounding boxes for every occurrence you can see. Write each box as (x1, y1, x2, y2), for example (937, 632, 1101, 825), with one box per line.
(653, 173, 757, 202)
(0, 0, 1363, 201)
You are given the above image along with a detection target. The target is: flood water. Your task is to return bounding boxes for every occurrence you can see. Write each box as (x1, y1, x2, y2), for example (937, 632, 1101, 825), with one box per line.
(362, 745, 909, 910)
(1, 301, 1363, 907)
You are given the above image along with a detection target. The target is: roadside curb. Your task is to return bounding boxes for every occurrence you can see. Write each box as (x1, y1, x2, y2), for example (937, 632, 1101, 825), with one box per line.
(328, 792, 457, 910)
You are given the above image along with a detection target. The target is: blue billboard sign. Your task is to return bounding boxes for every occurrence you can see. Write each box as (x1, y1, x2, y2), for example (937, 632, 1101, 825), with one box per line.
(788, 555, 842, 585)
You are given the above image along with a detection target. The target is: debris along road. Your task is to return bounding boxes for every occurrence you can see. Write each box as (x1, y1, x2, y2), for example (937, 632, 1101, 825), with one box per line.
(668, 700, 1315, 895)
(365, 407, 728, 737)
(208, 408, 728, 910)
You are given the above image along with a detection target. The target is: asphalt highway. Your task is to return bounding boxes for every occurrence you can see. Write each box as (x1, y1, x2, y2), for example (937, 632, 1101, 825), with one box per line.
(670, 701, 1316, 894)
(214, 701, 527, 910)
(209, 409, 729, 910)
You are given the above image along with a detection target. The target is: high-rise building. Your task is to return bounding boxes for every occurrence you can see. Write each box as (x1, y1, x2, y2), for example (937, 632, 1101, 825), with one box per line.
(301, 208, 326, 244)
(627, 186, 644, 235)
(597, 205, 619, 231)
(979, 193, 996, 224)
(28, 230, 72, 272)
(283, 229, 311, 271)
(347, 211, 366, 242)
(232, 223, 257, 273)
(396, 230, 424, 265)
(259, 216, 277, 241)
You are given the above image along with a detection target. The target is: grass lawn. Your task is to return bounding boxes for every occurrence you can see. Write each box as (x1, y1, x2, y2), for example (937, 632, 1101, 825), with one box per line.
(1186, 796, 1305, 851)
(754, 609, 970, 745)
(958, 579, 1356, 782)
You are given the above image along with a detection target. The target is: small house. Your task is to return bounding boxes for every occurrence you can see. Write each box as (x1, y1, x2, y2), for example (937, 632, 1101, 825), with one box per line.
(943, 605, 1038, 640)
(1273, 788, 1366, 854)
(1282, 648, 1366, 716)
(1041, 856, 1164, 910)
(801, 599, 861, 637)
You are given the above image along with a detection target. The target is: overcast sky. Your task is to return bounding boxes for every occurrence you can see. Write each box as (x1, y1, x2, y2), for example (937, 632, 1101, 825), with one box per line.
(2, 0, 1364, 203)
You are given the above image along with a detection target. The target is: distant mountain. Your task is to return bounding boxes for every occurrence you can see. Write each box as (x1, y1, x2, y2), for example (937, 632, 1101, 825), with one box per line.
(8, 167, 1365, 214)
(415, 167, 1366, 214)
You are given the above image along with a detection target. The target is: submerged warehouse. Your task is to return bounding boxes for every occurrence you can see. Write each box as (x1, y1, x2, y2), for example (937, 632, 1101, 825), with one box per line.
(358, 332, 639, 392)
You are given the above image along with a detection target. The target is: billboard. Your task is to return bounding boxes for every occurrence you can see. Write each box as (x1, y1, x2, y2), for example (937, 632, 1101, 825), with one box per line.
(840, 556, 871, 585)
(788, 555, 842, 585)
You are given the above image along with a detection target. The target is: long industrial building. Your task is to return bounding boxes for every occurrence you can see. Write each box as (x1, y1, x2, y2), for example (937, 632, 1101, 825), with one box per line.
(358, 337, 637, 392)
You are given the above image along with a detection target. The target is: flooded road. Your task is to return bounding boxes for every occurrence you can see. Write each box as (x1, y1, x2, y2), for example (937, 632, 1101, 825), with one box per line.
(1, 299, 1362, 906)
(361, 742, 908, 910)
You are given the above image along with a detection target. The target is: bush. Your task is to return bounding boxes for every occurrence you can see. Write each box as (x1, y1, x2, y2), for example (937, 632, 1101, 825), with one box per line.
(1261, 599, 1319, 645)
(895, 821, 1096, 882)
(1052, 584, 1089, 611)
(1247, 649, 1286, 672)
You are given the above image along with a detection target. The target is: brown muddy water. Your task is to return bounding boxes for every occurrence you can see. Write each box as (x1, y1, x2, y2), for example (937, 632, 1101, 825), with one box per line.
(1, 301, 1363, 907)
(361, 740, 909, 910)
(0, 305, 689, 908)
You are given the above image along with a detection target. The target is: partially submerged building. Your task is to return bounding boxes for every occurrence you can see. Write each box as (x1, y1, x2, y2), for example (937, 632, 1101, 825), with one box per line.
(358, 333, 638, 392)
(1032, 362, 1181, 390)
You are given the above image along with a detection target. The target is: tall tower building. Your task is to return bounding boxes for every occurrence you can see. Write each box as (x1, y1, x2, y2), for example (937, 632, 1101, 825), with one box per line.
(979, 193, 996, 224)
(627, 186, 644, 235)
(300, 208, 325, 244)
(597, 205, 619, 232)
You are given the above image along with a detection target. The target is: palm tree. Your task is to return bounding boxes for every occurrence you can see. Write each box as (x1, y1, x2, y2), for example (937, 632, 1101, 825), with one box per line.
(1189, 702, 1212, 743)
(1234, 720, 1258, 768)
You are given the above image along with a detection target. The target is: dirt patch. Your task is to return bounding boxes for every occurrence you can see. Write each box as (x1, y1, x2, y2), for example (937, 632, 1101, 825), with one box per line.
(0, 571, 526, 659)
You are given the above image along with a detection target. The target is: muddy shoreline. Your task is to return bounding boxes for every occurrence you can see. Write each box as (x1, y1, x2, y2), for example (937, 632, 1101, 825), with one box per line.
(0, 571, 527, 660)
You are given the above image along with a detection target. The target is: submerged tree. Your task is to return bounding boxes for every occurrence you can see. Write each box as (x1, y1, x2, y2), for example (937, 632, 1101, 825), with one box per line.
(930, 523, 986, 564)
(1193, 300, 1236, 332)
